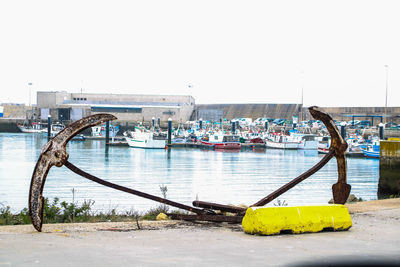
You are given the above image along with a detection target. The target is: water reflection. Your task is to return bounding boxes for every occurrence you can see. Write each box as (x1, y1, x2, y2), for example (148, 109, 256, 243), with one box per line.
(0, 133, 379, 213)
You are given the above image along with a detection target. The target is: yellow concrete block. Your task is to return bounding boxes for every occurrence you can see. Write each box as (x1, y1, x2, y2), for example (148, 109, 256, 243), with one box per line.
(242, 205, 352, 235)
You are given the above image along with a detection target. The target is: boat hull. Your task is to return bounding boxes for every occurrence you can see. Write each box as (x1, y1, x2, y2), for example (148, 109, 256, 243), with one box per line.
(298, 140, 318, 150)
(200, 140, 242, 149)
(317, 147, 330, 154)
(265, 140, 299, 149)
(18, 126, 43, 133)
(362, 150, 380, 158)
(125, 137, 166, 149)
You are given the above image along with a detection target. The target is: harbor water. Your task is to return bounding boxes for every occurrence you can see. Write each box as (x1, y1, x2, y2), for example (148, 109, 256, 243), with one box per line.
(0, 133, 379, 213)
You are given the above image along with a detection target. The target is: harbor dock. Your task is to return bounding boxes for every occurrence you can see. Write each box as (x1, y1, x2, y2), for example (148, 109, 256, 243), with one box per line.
(1, 199, 399, 266)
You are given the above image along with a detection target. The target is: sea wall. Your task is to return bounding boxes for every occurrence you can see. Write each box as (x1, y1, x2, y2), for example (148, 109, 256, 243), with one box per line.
(0, 119, 23, 132)
(196, 104, 400, 123)
(379, 140, 400, 197)
(307, 106, 400, 124)
(196, 104, 302, 120)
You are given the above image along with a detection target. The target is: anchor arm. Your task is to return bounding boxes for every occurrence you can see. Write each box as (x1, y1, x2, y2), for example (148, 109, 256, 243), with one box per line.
(250, 150, 335, 207)
(308, 106, 350, 204)
(247, 106, 350, 209)
(29, 114, 117, 231)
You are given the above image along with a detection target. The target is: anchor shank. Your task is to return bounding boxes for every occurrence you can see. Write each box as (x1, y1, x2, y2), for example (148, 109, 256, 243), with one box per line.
(64, 161, 204, 215)
(250, 150, 334, 207)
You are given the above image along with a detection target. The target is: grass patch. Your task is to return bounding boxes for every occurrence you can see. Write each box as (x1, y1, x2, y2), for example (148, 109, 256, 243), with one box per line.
(0, 198, 172, 226)
(0, 185, 174, 226)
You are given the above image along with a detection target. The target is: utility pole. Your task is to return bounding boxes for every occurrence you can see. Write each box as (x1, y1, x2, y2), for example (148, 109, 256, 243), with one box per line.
(299, 70, 304, 122)
(28, 82, 33, 107)
(384, 65, 389, 123)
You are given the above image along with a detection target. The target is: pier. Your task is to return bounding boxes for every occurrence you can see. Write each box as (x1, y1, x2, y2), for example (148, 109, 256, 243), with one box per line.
(379, 140, 400, 197)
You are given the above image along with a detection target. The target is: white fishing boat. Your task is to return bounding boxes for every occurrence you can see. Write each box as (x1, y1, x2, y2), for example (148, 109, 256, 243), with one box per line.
(345, 136, 365, 157)
(18, 122, 45, 133)
(91, 124, 119, 138)
(291, 133, 318, 150)
(42, 123, 65, 137)
(264, 133, 299, 149)
(317, 136, 331, 154)
(125, 128, 166, 149)
(318, 135, 365, 157)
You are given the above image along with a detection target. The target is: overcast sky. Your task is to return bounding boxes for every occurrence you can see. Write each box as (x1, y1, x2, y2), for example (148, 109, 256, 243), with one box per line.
(0, 0, 399, 107)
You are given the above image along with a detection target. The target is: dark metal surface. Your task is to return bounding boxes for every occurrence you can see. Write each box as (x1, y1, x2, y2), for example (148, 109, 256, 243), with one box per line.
(192, 200, 246, 213)
(29, 107, 350, 231)
(29, 114, 117, 232)
(308, 106, 350, 204)
(168, 213, 243, 223)
(64, 161, 204, 215)
(249, 106, 349, 208)
(250, 151, 335, 207)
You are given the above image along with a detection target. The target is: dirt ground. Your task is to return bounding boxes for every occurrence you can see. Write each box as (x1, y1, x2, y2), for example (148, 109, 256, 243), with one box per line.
(1, 199, 400, 266)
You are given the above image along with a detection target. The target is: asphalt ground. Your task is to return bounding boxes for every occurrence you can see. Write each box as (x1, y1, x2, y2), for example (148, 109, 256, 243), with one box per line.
(1, 199, 400, 266)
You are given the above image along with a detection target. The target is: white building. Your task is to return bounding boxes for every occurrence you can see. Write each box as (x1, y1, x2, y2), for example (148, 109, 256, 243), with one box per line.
(36, 91, 195, 123)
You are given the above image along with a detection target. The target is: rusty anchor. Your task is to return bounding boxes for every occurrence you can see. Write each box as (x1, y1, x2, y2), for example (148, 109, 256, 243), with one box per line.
(29, 107, 350, 232)
(29, 113, 220, 231)
(183, 106, 351, 218)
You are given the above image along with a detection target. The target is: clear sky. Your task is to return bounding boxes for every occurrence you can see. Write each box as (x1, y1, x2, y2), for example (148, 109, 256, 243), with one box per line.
(0, 0, 399, 107)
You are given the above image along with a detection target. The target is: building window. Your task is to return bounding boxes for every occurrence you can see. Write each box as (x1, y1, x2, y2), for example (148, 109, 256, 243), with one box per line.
(91, 107, 142, 113)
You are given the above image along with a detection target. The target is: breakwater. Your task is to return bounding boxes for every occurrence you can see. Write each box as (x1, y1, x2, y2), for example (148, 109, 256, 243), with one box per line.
(1, 103, 400, 133)
(0, 119, 23, 133)
(379, 140, 400, 197)
(196, 104, 400, 123)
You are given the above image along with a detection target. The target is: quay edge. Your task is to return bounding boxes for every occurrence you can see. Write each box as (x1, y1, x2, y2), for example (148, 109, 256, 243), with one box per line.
(379, 140, 400, 198)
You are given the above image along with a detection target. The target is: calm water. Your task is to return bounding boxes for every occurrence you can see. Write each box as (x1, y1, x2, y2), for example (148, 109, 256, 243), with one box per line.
(0, 133, 379, 213)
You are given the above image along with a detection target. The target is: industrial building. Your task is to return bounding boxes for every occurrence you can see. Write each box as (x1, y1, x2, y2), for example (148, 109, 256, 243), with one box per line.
(1, 91, 399, 131)
(36, 91, 196, 123)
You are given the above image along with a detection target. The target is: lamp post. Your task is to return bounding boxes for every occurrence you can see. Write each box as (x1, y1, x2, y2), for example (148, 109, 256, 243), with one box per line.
(385, 65, 389, 123)
(299, 70, 304, 122)
(28, 82, 33, 107)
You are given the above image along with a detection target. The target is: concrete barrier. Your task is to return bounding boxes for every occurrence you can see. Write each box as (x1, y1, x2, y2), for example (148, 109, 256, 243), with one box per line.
(242, 205, 352, 235)
(379, 140, 400, 197)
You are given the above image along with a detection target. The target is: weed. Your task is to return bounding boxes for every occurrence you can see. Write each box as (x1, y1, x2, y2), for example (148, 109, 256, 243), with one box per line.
(273, 199, 288, 206)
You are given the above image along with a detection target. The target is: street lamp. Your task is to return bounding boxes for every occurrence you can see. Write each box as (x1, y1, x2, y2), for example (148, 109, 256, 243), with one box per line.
(384, 65, 389, 123)
(28, 82, 33, 107)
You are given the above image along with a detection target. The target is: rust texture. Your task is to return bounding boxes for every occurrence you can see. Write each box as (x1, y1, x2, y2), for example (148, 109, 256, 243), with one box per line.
(64, 161, 204, 215)
(246, 106, 350, 207)
(308, 106, 350, 204)
(29, 107, 350, 231)
(29, 114, 117, 232)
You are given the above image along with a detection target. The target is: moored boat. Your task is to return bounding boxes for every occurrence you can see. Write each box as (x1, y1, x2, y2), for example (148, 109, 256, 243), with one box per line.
(200, 133, 241, 149)
(41, 123, 65, 137)
(18, 122, 45, 133)
(91, 124, 119, 138)
(293, 133, 318, 150)
(125, 127, 166, 149)
(317, 136, 331, 154)
(362, 139, 380, 158)
(264, 133, 299, 149)
(318, 135, 368, 157)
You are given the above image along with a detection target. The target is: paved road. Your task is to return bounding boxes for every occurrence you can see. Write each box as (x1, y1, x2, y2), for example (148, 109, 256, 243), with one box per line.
(1, 205, 400, 266)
